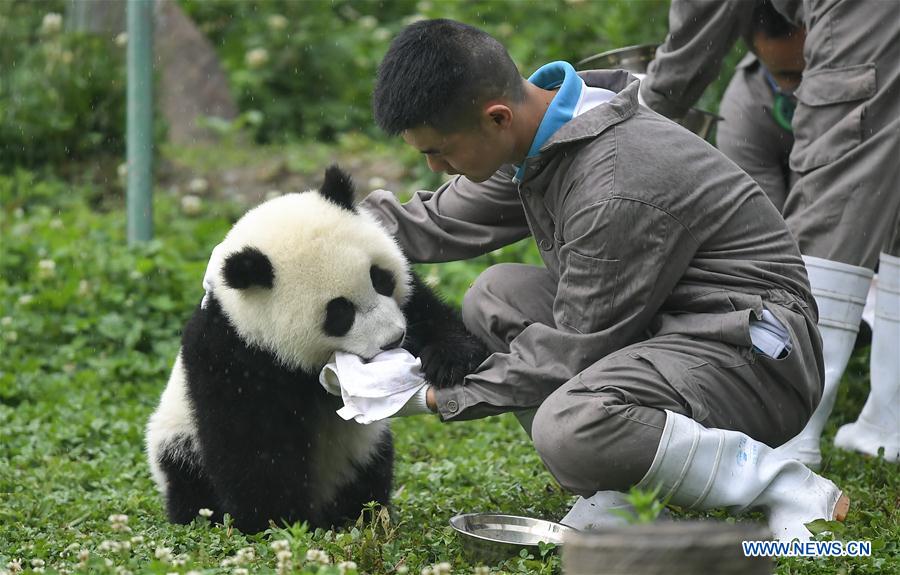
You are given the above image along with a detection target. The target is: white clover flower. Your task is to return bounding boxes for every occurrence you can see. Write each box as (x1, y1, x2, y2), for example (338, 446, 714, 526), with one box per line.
(171, 556, 186, 567)
(472, 567, 490, 575)
(276, 549, 292, 562)
(373, 27, 391, 42)
(305, 549, 330, 564)
(4, 331, 17, 343)
(98, 540, 119, 552)
(117, 163, 128, 179)
(186, 571, 202, 575)
(268, 14, 288, 31)
(17, 294, 34, 306)
(220, 557, 235, 568)
(104, 559, 114, 567)
(1, 317, 11, 327)
(338, 560, 358, 574)
(198, 507, 214, 518)
(270, 539, 290, 552)
(77, 549, 89, 563)
(78, 280, 91, 296)
(187, 177, 209, 194)
(367, 176, 387, 190)
(116, 568, 132, 575)
(32, 568, 44, 574)
(233, 569, 249, 575)
(245, 47, 269, 69)
(421, 567, 433, 575)
(6, 559, 21, 573)
(109, 514, 129, 524)
(41, 13, 63, 35)
(181, 194, 203, 216)
(37, 259, 56, 278)
(115, 32, 128, 46)
(235, 547, 256, 563)
(154, 547, 173, 562)
(397, 566, 409, 575)
(30, 560, 45, 568)
(435, 562, 452, 575)
(358, 15, 378, 30)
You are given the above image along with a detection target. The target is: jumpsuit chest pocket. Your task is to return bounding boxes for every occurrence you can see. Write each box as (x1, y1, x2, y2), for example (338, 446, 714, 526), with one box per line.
(790, 64, 877, 173)
(560, 251, 619, 334)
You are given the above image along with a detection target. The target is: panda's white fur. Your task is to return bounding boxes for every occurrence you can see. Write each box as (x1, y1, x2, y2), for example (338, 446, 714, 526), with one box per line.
(145, 167, 487, 533)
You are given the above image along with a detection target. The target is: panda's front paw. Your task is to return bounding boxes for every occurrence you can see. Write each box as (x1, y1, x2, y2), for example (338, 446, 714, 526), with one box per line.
(419, 333, 489, 389)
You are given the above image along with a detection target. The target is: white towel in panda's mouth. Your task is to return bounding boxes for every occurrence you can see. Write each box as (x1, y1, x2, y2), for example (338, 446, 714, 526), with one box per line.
(319, 348, 428, 424)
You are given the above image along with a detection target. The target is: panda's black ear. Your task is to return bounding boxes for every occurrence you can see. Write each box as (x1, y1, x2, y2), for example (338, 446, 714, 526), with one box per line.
(318, 165, 356, 211)
(222, 247, 274, 290)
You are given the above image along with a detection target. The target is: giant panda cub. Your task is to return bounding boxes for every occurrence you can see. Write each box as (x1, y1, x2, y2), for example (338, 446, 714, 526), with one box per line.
(145, 166, 487, 533)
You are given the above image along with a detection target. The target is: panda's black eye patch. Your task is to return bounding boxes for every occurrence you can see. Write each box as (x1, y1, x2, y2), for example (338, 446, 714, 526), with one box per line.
(324, 297, 355, 337)
(370, 265, 395, 297)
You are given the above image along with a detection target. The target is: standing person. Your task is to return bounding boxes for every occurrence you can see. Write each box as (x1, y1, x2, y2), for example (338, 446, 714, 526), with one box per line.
(641, 0, 900, 468)
(717, 1, 803, 211)
(359, 18, 847, 540)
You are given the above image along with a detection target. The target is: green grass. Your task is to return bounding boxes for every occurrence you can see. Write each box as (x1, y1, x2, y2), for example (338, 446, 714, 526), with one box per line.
(1, 170, 896, 574)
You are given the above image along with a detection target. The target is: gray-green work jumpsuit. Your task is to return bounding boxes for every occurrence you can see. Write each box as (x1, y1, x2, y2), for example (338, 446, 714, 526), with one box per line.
(362, 71, 824, 495)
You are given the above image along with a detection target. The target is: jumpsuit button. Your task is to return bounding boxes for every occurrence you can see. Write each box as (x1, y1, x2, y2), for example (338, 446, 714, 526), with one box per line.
(446, 400, 459, 413)
(539, 238, 552, 251)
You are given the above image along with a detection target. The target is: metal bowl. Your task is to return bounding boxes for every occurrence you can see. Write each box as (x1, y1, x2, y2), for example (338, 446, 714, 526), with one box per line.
(449, 513, 575, 564)
(576, 43, 658, 73)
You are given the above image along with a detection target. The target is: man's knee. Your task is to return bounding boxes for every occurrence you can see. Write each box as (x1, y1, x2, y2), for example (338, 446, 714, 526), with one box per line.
(531, 389, 665, 495)
(461, 263, 520, 341)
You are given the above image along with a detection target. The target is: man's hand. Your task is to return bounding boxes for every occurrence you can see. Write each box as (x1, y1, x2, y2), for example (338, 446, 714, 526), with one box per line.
(426, 386, 437, 412)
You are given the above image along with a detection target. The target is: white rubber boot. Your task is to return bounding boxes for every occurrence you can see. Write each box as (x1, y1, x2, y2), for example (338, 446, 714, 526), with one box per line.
(834, 252, 900, 461)
(559, 490, 638, 530)
(775, 256, 873, 469)
(637, 411, 850, 542)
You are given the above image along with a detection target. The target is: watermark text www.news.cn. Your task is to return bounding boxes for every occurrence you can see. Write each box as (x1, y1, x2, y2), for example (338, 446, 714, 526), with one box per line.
(742, 540, 872, 557)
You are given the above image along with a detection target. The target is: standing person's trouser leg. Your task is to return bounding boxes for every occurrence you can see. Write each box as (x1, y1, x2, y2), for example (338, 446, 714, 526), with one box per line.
(776, 0, 900, 467)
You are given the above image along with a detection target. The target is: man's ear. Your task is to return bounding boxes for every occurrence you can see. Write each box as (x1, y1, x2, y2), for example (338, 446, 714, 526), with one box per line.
(222, 246, 274, 290)
(484, 104, 513, 129)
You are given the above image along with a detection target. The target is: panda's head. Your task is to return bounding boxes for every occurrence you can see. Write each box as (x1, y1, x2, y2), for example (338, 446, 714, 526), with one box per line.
(212, 166, 411, 372)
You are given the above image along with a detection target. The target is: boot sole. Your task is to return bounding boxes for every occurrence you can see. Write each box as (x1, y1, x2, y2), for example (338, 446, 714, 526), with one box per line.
(833, 492, 850, 522)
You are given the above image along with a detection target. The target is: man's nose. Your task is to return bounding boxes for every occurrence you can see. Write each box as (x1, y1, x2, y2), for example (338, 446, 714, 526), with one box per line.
(426, 155, 449, 174)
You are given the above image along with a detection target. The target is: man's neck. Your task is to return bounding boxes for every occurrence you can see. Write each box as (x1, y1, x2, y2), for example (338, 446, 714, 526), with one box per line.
(512, 82, 558, 164)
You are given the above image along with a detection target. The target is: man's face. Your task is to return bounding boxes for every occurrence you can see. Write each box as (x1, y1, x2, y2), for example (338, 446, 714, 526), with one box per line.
(753, 28, 806, 92)
(402, 122, 509, 183)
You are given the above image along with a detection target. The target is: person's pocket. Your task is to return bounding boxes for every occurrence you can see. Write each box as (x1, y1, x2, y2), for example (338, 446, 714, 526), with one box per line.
(790, 64, 877, 173)
(560, 251, 619, 334)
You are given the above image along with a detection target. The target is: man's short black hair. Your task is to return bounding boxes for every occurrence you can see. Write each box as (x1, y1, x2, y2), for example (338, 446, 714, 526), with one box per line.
(744, 0, 799, 46)
(373, 19, 524, 135)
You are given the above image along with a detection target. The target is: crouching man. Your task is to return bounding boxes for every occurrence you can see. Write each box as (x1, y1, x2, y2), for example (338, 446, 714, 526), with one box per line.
(361, 19, 848, 541)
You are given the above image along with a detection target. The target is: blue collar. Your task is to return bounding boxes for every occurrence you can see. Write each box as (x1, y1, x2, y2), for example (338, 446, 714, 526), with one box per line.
(514, 61, 583, 183)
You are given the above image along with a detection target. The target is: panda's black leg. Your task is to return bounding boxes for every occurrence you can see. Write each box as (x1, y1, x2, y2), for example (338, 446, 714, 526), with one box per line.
(157, 443, 221, 525)
(322, 433, 394, 527)
(403, 272, 489, 388)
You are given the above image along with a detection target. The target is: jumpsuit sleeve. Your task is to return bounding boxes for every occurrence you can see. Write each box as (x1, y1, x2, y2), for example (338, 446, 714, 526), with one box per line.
(360, 167, 531, 264)
(434, 196, 700, 421)
(640, 0, 755, 119)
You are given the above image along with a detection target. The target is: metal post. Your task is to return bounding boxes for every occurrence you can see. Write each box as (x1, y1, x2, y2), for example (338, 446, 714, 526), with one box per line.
(127, 0, 154, 244)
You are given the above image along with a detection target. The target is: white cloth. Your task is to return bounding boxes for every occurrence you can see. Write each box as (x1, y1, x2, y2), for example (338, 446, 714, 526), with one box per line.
(749, 309, 792, 359)
(319, 348, 430, 424)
